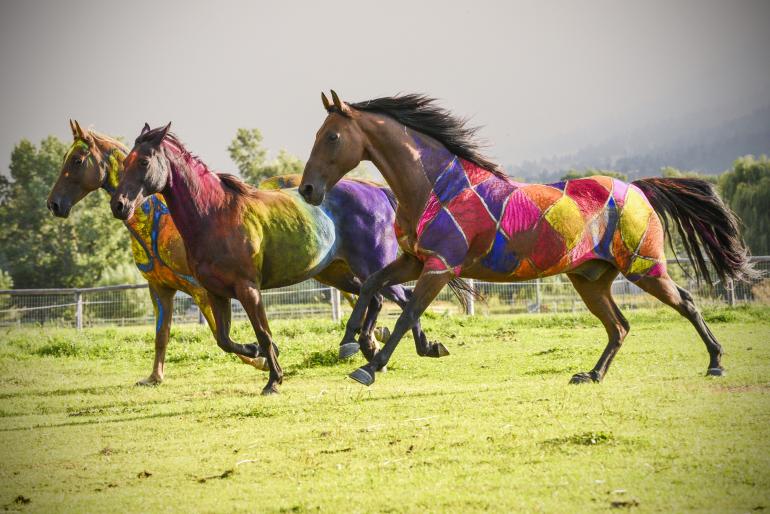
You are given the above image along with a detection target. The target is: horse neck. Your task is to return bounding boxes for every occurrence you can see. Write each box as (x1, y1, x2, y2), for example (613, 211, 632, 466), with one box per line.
(358, 114, 433, 222)
(160, 144, 228, 244)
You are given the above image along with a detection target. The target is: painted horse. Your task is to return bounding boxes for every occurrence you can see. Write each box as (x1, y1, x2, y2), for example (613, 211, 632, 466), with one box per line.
(299, 91, 758, 387)
(48, 121, 442, 388)
(48, 120, 279, 384)
(110, 123, 451, 394)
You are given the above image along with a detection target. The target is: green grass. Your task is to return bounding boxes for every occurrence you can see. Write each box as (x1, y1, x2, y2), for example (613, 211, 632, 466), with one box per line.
(1, 306, 769, 513)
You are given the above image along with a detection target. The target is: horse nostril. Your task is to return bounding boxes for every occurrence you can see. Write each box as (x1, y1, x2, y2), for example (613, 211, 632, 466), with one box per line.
(49, 200, 60, 216)
(299, 184, 313, 200)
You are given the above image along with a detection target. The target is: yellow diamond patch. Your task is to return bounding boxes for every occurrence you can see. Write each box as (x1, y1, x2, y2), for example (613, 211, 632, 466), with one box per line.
(619, 187, 652, 252)
(629, 255, 655, 276)
(544, 195, 584, 251)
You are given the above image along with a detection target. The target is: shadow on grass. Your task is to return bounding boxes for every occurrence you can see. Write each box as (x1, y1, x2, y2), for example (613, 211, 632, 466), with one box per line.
(0, 384, 129, 400)
(0, 409, 193, 432)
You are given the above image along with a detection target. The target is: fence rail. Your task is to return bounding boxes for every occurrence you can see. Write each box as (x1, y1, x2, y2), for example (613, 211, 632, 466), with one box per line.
(1, 257, 768, 330)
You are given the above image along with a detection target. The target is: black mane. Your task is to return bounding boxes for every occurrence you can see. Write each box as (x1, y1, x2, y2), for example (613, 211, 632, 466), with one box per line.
(346, 94, 505, 177)
(137, 127, 259, 198)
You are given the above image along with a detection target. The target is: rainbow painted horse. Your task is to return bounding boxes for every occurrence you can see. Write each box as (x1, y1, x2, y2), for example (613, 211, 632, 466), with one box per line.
(49, 121, 445, 389)
(299, 91, 757, 387)
(110, 123, 453, 394)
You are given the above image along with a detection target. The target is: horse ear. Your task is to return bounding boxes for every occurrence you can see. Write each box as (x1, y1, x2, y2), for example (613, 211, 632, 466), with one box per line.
(73, 119, 86, 140)
(321, 92, 331, 111)
(69, 119, 78, 140)
(148, 122, 171, 146)
(141, 122, 151, 135)
(330, 90, 351, 115)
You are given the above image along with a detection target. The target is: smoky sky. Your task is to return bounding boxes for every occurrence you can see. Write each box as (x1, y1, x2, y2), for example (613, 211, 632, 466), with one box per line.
(1, 0, 769, 175)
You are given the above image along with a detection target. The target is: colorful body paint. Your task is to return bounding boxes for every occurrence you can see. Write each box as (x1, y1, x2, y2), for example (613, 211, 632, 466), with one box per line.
(399, 133, 666, 281)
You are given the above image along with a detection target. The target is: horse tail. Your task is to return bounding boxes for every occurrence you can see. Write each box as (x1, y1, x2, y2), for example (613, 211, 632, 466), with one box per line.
(447, 277, 482, 312)
(631, 177, 759, 284)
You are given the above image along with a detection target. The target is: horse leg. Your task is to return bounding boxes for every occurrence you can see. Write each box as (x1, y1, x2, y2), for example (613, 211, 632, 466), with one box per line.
(567, 269, 631, 384)
(192, 290, 269, 372)
(340, 253, 423, 360)
(207, 293, 261, 358)
(381, 285, 449, 358)
(316, 267, 383, 362)
(234, 282, 283, 395)
(349, 269, 453, 386)
(632, 274, 724, 376)
(136, 284, 175, 386)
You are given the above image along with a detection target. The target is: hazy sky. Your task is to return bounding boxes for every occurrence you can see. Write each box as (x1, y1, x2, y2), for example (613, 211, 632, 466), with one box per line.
(1, 0, 769, 175)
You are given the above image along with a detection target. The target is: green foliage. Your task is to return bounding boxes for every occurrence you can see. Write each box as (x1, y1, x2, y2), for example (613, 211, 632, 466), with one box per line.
(561, 168, 628, 181)
(227, 128, 304, 185)
(0, 136, 132, 288)
(719, 155, 770, 254)
(661, 166, 718, 183)
(0, 268, 12, 289)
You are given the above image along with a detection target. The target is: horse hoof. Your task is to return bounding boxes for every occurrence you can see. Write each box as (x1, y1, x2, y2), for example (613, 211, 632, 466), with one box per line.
(237, 354, 269, 372)
(339, 342, 360, 360)
(135, 377, 161, 387)
(706, 367, 725, 377)
(374, 326, 391, 343)
(349, 367, 375, 386)
(252, 357, 269, 372)
(569, 372, 598, 385)
(435, 342, 450, 358)
(261, 384, 280, 396)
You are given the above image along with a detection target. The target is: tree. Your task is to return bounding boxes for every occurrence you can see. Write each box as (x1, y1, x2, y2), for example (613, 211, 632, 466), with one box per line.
(0, 136, 132, 288)
(719, 155, 770, 255)
(560, 169, 628, 182)
(227, 128, 304, 185)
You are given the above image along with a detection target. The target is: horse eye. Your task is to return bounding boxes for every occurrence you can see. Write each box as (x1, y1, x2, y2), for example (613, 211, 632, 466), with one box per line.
(140, 157, 150, 167)
(328, 133, 339, 142)
(74, 157, 83, 165)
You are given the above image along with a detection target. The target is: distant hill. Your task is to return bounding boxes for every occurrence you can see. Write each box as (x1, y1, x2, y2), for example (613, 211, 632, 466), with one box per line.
(509, 105, 770, 182)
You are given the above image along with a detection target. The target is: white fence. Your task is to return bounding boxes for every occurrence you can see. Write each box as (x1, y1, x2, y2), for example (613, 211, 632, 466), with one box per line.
(1, 257, 768, 330)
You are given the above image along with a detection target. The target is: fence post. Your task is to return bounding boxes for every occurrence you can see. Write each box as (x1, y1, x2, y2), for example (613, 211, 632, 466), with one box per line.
(330, 287, 341, 323)
(464, 279, 475, 315)
(75, 290, 83, 331)
(726, 278, 736, 307)
(198, 306, 205, 324)
(535, 279, 541, 313)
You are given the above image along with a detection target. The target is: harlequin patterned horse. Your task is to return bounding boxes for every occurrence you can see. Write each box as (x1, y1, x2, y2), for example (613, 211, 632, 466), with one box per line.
(299, 92, 757, 387)
(49, 121, 444, 388)
(110, 123, 452, 394)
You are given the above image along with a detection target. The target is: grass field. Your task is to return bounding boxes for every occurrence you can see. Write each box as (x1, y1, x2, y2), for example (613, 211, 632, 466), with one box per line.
(1, 306, 769, 513)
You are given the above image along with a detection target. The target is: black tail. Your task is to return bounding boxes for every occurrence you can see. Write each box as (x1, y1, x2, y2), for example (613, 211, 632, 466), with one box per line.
(448, 278, 482, 312)
(632, 177, 759, 284)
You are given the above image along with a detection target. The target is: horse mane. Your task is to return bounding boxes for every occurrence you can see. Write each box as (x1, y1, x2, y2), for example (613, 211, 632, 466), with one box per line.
(86, 129, 130, 154)
(138, 127, 260, 199)
(342, 93, 505, 178)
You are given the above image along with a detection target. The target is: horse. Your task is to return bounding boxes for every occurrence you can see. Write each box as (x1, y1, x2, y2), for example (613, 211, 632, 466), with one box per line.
(298, 91, 758, 387)
(48, 120, 281, 384)
(110, 122, 452, 394)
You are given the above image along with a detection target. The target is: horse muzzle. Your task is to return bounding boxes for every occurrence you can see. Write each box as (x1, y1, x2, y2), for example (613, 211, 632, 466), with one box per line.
(298, 182, 325, 206)
(110, 194, 135, 220)
(47, 197, 72, 218)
